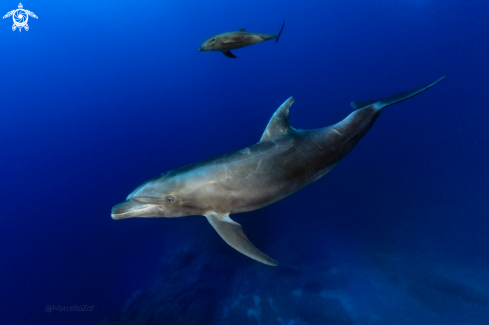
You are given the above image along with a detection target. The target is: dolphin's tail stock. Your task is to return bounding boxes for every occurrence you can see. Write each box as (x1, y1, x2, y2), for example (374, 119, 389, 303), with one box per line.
(275, 20, 285, 43)
(351, 75, 446, 111)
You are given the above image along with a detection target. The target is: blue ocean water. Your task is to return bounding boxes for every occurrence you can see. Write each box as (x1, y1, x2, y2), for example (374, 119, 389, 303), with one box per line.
(1, 0, 489, 324)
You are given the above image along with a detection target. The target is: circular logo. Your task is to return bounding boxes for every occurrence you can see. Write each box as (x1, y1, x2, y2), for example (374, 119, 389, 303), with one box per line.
(13, 9, 28, 27)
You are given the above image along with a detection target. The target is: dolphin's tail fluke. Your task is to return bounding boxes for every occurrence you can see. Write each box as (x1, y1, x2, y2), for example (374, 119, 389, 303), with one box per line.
(351, 75, 446, 110)
(275, 20, 285, 43)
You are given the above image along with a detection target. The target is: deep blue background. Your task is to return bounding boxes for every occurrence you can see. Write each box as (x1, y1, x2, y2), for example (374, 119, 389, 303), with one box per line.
(1, 0, 488, 324)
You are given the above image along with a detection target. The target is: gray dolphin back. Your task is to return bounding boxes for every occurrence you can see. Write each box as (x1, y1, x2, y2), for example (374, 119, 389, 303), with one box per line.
(351, 75, 446, 110)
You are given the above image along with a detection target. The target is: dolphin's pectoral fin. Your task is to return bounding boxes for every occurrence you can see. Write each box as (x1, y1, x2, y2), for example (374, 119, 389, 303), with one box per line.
(222, 50, 237, 58)
(351, 75, 447, 110)
(205, 212, 278, 266)
(260, 96, 296, 142)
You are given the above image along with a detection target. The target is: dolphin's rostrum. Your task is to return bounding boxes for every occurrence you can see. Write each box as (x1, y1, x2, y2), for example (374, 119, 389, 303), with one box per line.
(112, 76, 445, 266)
(199, 21, 285, 58)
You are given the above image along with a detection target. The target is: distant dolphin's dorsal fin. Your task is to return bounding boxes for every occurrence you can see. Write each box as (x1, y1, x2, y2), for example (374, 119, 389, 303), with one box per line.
(205, 212, 278, 266)
(351, 75, 447, 110)
(260, 97, 295, 142)
(222, 50, 237, 58)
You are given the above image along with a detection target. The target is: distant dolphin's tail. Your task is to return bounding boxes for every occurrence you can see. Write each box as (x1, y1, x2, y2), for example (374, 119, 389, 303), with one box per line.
(351, 75, 447, 110)
(275, 20, 285, 43)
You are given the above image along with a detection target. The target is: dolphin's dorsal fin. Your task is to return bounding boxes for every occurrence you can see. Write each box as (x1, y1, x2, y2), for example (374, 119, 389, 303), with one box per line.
(238, 28, 246, 32)
(205, 212, 278, 266)
(260, 97, 295, 142)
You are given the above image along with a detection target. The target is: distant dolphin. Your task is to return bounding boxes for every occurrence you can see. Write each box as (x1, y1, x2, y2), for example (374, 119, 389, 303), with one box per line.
(198, 21, 285, 58)
(112, 76, 445, 266)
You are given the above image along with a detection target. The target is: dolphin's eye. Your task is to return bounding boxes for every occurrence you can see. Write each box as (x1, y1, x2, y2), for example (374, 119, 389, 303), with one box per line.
(211, 38, 215, 42)
(166, 196, 175, 204)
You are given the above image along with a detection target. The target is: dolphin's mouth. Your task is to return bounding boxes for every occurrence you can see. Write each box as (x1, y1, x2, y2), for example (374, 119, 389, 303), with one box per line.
(111, 200, 157, 220)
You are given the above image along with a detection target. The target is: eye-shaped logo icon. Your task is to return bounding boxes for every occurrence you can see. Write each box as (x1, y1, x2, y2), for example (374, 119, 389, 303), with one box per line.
(3, 3, 37, 32)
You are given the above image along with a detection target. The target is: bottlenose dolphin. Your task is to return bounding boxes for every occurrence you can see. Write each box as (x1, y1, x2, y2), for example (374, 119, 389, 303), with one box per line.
(198, 21, 285, 58)
(112, 76, 445, 266)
